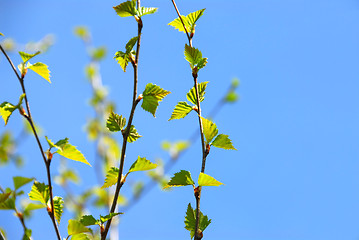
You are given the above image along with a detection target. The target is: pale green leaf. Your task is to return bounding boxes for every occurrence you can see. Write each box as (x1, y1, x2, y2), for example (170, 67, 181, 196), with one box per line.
(113, 0, 137, 17)
(67, 219, 92, 236)
(56, 143, 91, 166)
(224, 91, 238, 103)
(102, 136, 121, 160)
(168, 15, 189, 33)
(91, 46, 106, 61)
(54, 138, 69, 149)
(53, 196, 64, 224)
(125, 36, 138, 53)
(24, 202, 45, 212)
(128, 156, 157, 173)
(168, 9, 205, 34)
(99, 212, 122, 223)
(127, 125, 141, 143)
(184, 203, 211, 239)
(102, 167, 122, 189)
(27, 62, 51, 83)
(186, 9, 205, 33)
(137, 7, 158, 17)
(106, 112, 126, 132)
(80, 215, 98, 226)
(19, 51, 40, 63)
(186, 82, 208, 105)
(71, 233, 91, 240)
(184, 44, 207, 70)
(28, 182, 49, 205)
(201, 117, 218, 144)
(114, 51, 131, 72)
(163, 170, 194, 189)
(141, 83, 170, 117)
(198, 173, 223, 187)
(13, 176, 34, 190)
(169, 101, 193, 120)
(73, 26, 89, 42)
(211, 134, 236, 150)
(45, 136, 58, 150)
(0, 102, 17, 125)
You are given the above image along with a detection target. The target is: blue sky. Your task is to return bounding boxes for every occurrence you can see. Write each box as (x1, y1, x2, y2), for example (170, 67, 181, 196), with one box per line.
(1, 0, 359, 239)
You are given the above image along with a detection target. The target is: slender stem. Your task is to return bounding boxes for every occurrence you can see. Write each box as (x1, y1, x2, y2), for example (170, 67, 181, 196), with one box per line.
(170, 0, 192, 46)
(0, 44, 61, 240)
(101, 4, 143, 238)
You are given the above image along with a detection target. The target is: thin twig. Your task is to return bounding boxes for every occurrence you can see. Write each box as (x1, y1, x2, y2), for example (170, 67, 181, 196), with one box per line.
(170, 0, 192, 46)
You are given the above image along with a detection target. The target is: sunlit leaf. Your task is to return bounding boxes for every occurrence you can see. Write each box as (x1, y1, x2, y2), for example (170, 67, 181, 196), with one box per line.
(73, 26, 90, 42)
(169, 102, 193, 120)
(168, 9, 205, 34)
(99, 212, 122, 223)
(137, 7, 157, 17)
(53, 196, 63, 224)
(79, 215, 98, 226)
(184, 44, 207, 70)
(67, 219, 92, 236)
(28, 182, 49, 205)
(71, 233, 91, 240)
(211, 134, 236, 150)
(198, 173, 223, 187)
(0, 102, 17, 125)
(27, 62, 51, 83)
(13, 176, 34, 190)
(224, 91, 238, 103)
(102, 167, 122, 189)
(106, 112, 126, 132)
(184, 203, 211, 239)
(19, 51, 40, 63)
(113, 0, 137, 17)
(163, 170, 194, 189)
(125, 36, 138, 53)
(91, 46, 106, 61)
(128, 156, 157, 173)
(186, 82, 208, 105)
(141, 83, 170, 117)
(56, 143, 91, 166)
(127, 125, 141, 143)
(201, 117, 218, 144)
(114, 51, 131, 72)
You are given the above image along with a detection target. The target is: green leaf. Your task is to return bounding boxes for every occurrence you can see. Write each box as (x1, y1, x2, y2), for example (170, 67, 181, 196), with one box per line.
(169, 102, 193, 120)
(91, 46, 106, 61)
(125, 36, 138, 53)
(28, 182, 49, 205)
(128, 156, 157, 173)
(45, 136, 57, 150)
(53, 196, 64, 224)
(168, 9, 205, 34)
(186, 9, 206, 33)
(27, 62, 51, 83)
(67, 219, 92, 236)
(184, 203, 211, 239)
(113, 0, 137, 17)
(102, 167, 121, 189)
(13, 176, 34, 190)
(56, 143, 91, 166)
(0, 192, 11, 203)
(141, 83, 170, 117)
(73, 26, 89, 41)
(198, 173, 223, 187)
(0, 102, 17, 125)
(0, 196, 15, 210)
(137, 7, 158, 17)
(19, 51, 40, 63)
(71, 233, 91, 240)
(106, 112, 126, 132)
(186, 82, 208, 105)
(164, 170, 194, 189)
(224, 91, 238, 103)
(24, 202, 45, 212)
(114, 51, 131, 72)
(99, 212, 122, 223)
(127, 125, 141, 143)
(184, 44, 207, 70)
(22, 229, 32, 240)
(201, 117, 218, 144)
(211, 134, 236, 150)
(79, 215, 98, 226)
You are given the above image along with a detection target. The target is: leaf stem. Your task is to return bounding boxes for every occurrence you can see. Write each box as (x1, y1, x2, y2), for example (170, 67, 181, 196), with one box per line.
(0, 44, 61, 240)
(170, 0, 192, 46)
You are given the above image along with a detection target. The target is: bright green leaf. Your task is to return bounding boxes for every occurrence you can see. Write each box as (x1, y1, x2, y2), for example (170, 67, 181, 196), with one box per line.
(28, 182, 49, 205)
(67, 219, 92, 236)
(164, 170, 194, 189)
(169, 101, 193, 120)
(125, 36, 138, 53)
(198, 173, 223, 187)
(137, 7, 158, 17)
(127, 125, 141, 143)
(186, 9, 206, 33)
(24, 202, 45, 212)
(113, 0, 137, 17)
(184, 44, 207, 70)
(22, 229, 32, 240)
(224, 91, 238, 103)
(114, 51, 131, 72)
(79, 215, 98, 226)
(71, 233, 91, 240)
(184, 203, 211, 239)
(54, 138, 69, 149)
(99, 212, 122, 223)
(186, 82, 208, 105)
(53, 196, 64, 225)
(168, 9, 205, 34)
(106, 112, 126, 132)
(211, 134, 236, 150)
(0, 102, 17, 125)
(201, 117, 218, 144)
(27, 62, 51, 83)
(13, 176, 34, 190)
(128, 156, 157, 173)
(19, 51, 40, 63)
(102, 167, 122, 189)
(91, 46, 106, 61)
(56, 143, 91, 166)
(141, 83, 170, 117)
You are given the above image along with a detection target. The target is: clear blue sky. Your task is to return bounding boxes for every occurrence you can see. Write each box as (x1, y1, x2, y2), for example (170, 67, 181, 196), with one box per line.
(1, 0, 359, 239)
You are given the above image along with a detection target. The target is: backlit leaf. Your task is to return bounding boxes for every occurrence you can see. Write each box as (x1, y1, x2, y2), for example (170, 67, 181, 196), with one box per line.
(99, 212, 122, 223)
(127, 125, 141, 143)
(113, 0, 137, 17)
(19, 51, 40, 63)
(164, 170, 194, 189)
(169, 102, 193, 120)
(114, 51, 131, 72)
(0, 102, 17, 125)
(137, 7, 157, 17)
(184, 203, 211, 239)
(201, 117, 218, 144)
(67, 219, 92, 236)
(125, 36, 138, 53)
(53, 196, 64, 224)
(184, 44, 207, 70)
(13, 176, 34, 190)
(27, 62, 51, 83)
(106, 112, 126, 132)
(211, 134, 236, 150)
(198, 173, 223, 187)
(168, 9, 205, 34)
(102, 167, 123, 189)
(71, 233, 91, 240)
(141, 83, 170, 117)
(80, 215, 98, 226)
(28, 182, 49, 205)
(186, 82, 208, 105)
(56, 143, 91, 166)
(91, 46, 106, 61)
(128, 156, 157, 173)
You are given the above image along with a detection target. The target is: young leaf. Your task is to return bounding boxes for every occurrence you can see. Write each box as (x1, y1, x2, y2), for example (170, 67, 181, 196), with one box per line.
(184, 44, 207, 70)
(27, 62, 51, 83)
(128, 156, 157, 173)
(0, 102, 17, 125)
(28, 182, 49, 205)
(136, 7, 158, 17)
(168, 9, 205, 34)
(56, 143, 91, 166)
(22, 229, 32, 240)
(24, 202, 45, 212)
(71, 233, 91, 240)
(19, 51, 40, 63)
(198, 173, 223, 187)
(164, 170, 194, 189)
(99, 212, 123, 223)
(106, 112, 126, 132)
(0, 195, 15, 210)
(67, 219, 92, 236)
(211, 134, 236, 150)
(201, 117, 218, 144)
(0, 192, 11, 203)
(114, 51, 131, 72)
(13, 176, 34, 190)
(168, 15, 188, 33)
(102, 167, 122, 189)
(184, 203, 211, 239)
(127, 125, 141, 143)
(169, 102, 193, 120)
(186, 82, 208, 105)
(186, 9, 206, 33)
(53, 196, 64, 224)
(113, 0, 137, 17)
(80, 215, 98, 226)
(141, 83, 170, 117)
(90, 46, 106, 61)
(125, 36, 138, 53)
